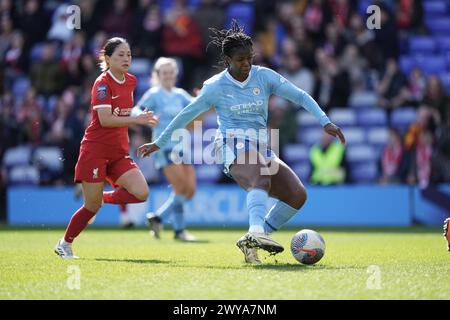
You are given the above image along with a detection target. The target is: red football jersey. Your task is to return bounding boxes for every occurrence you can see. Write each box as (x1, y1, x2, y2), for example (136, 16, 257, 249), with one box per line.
(80, 70, 137, 156)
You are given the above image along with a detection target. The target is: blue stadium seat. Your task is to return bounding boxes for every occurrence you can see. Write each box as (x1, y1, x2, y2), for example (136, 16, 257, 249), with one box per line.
(367, 127, 389, 147)
(391, 107, 417, 133)
(2, 145, 32, 170)
(426, 18, 450, 35)
(297, 128, 322, 146)
(413, 55, 446, 75)
(423, 1, 448, 17)
(128, 58, 152, 77)
(346, 145, 376, 163)
(349, 162, 378, 184)
(225, 3, 255, 35)
(329, 108, 357, 127)
(283, 144, 309, 164)
(296, 111, 318, 128)
(12, 77, 30, 103)
(348, 91, 378, 108)
(33, 146, 63, 173)
(342, 127, 365, 145)
(438, 73, 450, 95)
(8, 165, 40, 185)
(409, 37, 436, 54)
(356, 108, 388, 127)
(435, 36, 450, 53)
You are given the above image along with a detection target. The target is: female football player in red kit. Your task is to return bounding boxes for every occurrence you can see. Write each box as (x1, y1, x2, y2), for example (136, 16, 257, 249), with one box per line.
(55, 37, 159, 259)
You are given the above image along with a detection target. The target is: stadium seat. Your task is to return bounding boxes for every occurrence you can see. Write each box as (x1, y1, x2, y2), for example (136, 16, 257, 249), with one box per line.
(367, 127, 389, 147)
(426, 18, 450, 35)
(438, 73, 450, 95)
(435, 36, 450, 53)
(296, 111, 318, 128)
(409, 37, 436, 54)
(128, 58, 152, 77)
(356, 108, 388, 127)
(297, 127, 322, 146)
(225, 3, 255, 35)
(390, 107, 417, 133)
(342, 127, 365, 145)
(346, 145, 377, 163)
(2, 145, 32, 170)
(30, 42, 45, 62)
(283, 144, 309, 163)
(423, 1, 448, 17)
(399, 55, 416, 76)
(348, 90, 378, 108)
(329, 108, 357, 127)
(33, 146, 63, 173)
(12, 77, 30, 103)
(7, 165, 40, 185)
(413, 55, 446, 75)
(349, 161, 378, 183)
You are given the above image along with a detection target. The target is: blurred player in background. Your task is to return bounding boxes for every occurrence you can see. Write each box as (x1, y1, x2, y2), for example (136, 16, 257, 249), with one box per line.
(133, 57, 198, 242)
(55, 37, 159, 259)
(138, 22, 345, 264)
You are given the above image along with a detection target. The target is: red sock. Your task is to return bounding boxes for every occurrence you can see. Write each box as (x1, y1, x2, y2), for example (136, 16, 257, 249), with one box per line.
(64, 207, 96, 243)
(119, 203, 127, 214)
(103, 188, 144, 205)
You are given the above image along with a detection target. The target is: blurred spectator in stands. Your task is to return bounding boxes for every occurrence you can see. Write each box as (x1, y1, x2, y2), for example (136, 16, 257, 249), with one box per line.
(47, 3, 74, 43)
(132, 4, 162, 59)
(373, 3, 399, 65)
(291, 15, 317, 70)
(4, 31, 28, 89)
(100, 0, 133, 39)
(45, 89, 84, 183)
(79, 53, 99, 89)
(0, 0, 18, 26)
(88, 30, 108, 58)
(30, 42, 66, 98)
(309, 130, 347, 185)
(401, 106, 437, 188)
(314, 48, 350, 110)
(321, 22, 347, 57)
(328, 0, 353, 28)
(379, 128, 403, 184)
(431, 114, 450, 183)
(0, 92, 21, 158)
(396, 0, 424, 34)
(377, 58, 408, 113)
(0, 15, 14, 60)
(19, 0, 50, 50)
(61, 32, 85, 69)
(421, 75, 450, 125)
(340, 44, 366, 92)
(16, 87, 46, 145)
(78, 0, 99, 38)
(279, 52, 314, 95)
(162, 0, 204, 91)
(304, 0, 327, 41)
(402, 66, 426, 107)
(346, 12, 382, 70)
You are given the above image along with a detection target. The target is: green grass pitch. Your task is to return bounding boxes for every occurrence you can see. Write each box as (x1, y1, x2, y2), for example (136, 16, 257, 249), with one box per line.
(0, 227, 448, 299)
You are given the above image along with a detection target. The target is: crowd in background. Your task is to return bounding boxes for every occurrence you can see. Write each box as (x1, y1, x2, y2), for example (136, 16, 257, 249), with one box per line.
(0, 0, 449, 195)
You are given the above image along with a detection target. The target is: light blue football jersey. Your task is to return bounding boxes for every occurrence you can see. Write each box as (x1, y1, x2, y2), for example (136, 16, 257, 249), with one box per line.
(134, 86, 193, 144)
(154, 65, 330, 149)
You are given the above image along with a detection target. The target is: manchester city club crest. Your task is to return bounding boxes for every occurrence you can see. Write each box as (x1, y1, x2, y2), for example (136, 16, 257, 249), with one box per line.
(253, 87, 260, 95)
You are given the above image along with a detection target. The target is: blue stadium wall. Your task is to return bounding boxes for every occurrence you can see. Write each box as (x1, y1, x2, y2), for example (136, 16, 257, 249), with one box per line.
(7, 184, 449, 227)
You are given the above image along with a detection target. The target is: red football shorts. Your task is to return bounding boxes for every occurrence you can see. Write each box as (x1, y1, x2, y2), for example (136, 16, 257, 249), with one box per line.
(74, 149, 138, 187)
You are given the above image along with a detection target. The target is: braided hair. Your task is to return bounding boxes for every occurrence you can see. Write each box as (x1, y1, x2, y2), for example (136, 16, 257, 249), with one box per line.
(208, 20, 253, 67)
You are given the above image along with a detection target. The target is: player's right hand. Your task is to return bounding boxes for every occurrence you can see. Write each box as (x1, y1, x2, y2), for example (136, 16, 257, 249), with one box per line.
(137, 142, 160, 158)
(135, 110, 159, 127)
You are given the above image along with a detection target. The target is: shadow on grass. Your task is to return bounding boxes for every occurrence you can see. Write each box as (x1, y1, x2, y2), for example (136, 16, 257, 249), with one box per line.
(94, 258, 170, 264)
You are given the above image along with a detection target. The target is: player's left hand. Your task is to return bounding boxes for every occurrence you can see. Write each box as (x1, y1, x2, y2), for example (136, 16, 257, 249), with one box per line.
(324, 123, 346, 145)
(137, 142, 160, 158)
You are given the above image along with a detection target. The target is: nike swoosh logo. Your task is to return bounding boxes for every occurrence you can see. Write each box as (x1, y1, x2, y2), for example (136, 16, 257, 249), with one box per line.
(298, 249, 317, 257)
(112, 96, 120, 99)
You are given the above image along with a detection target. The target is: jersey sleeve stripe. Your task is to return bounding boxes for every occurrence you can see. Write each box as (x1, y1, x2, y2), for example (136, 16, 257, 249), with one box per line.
(93, 104, 112, 110)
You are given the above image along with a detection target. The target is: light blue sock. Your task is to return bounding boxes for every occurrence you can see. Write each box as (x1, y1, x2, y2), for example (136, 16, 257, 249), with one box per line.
(263, 200, 298, 233)
(247, 188, 268, 233)
(156, 192, 177, 222)
(172, 194, 187, 232)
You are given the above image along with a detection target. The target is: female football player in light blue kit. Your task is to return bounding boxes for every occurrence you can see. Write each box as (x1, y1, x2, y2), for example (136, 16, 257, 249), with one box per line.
(134, 57, 197, 241)
(138, 22, 346, 263)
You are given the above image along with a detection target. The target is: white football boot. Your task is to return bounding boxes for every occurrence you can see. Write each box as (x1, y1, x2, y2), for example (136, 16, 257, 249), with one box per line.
(236, 232, 284, 254)
(236, 239, 262, 264)
(174, 230, 198, 242)
(54, 238, 79, 260)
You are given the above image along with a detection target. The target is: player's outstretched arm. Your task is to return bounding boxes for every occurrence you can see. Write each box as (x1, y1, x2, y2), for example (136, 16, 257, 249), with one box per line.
(97, 108, 159, 127)
(137, 142, 160, 158)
